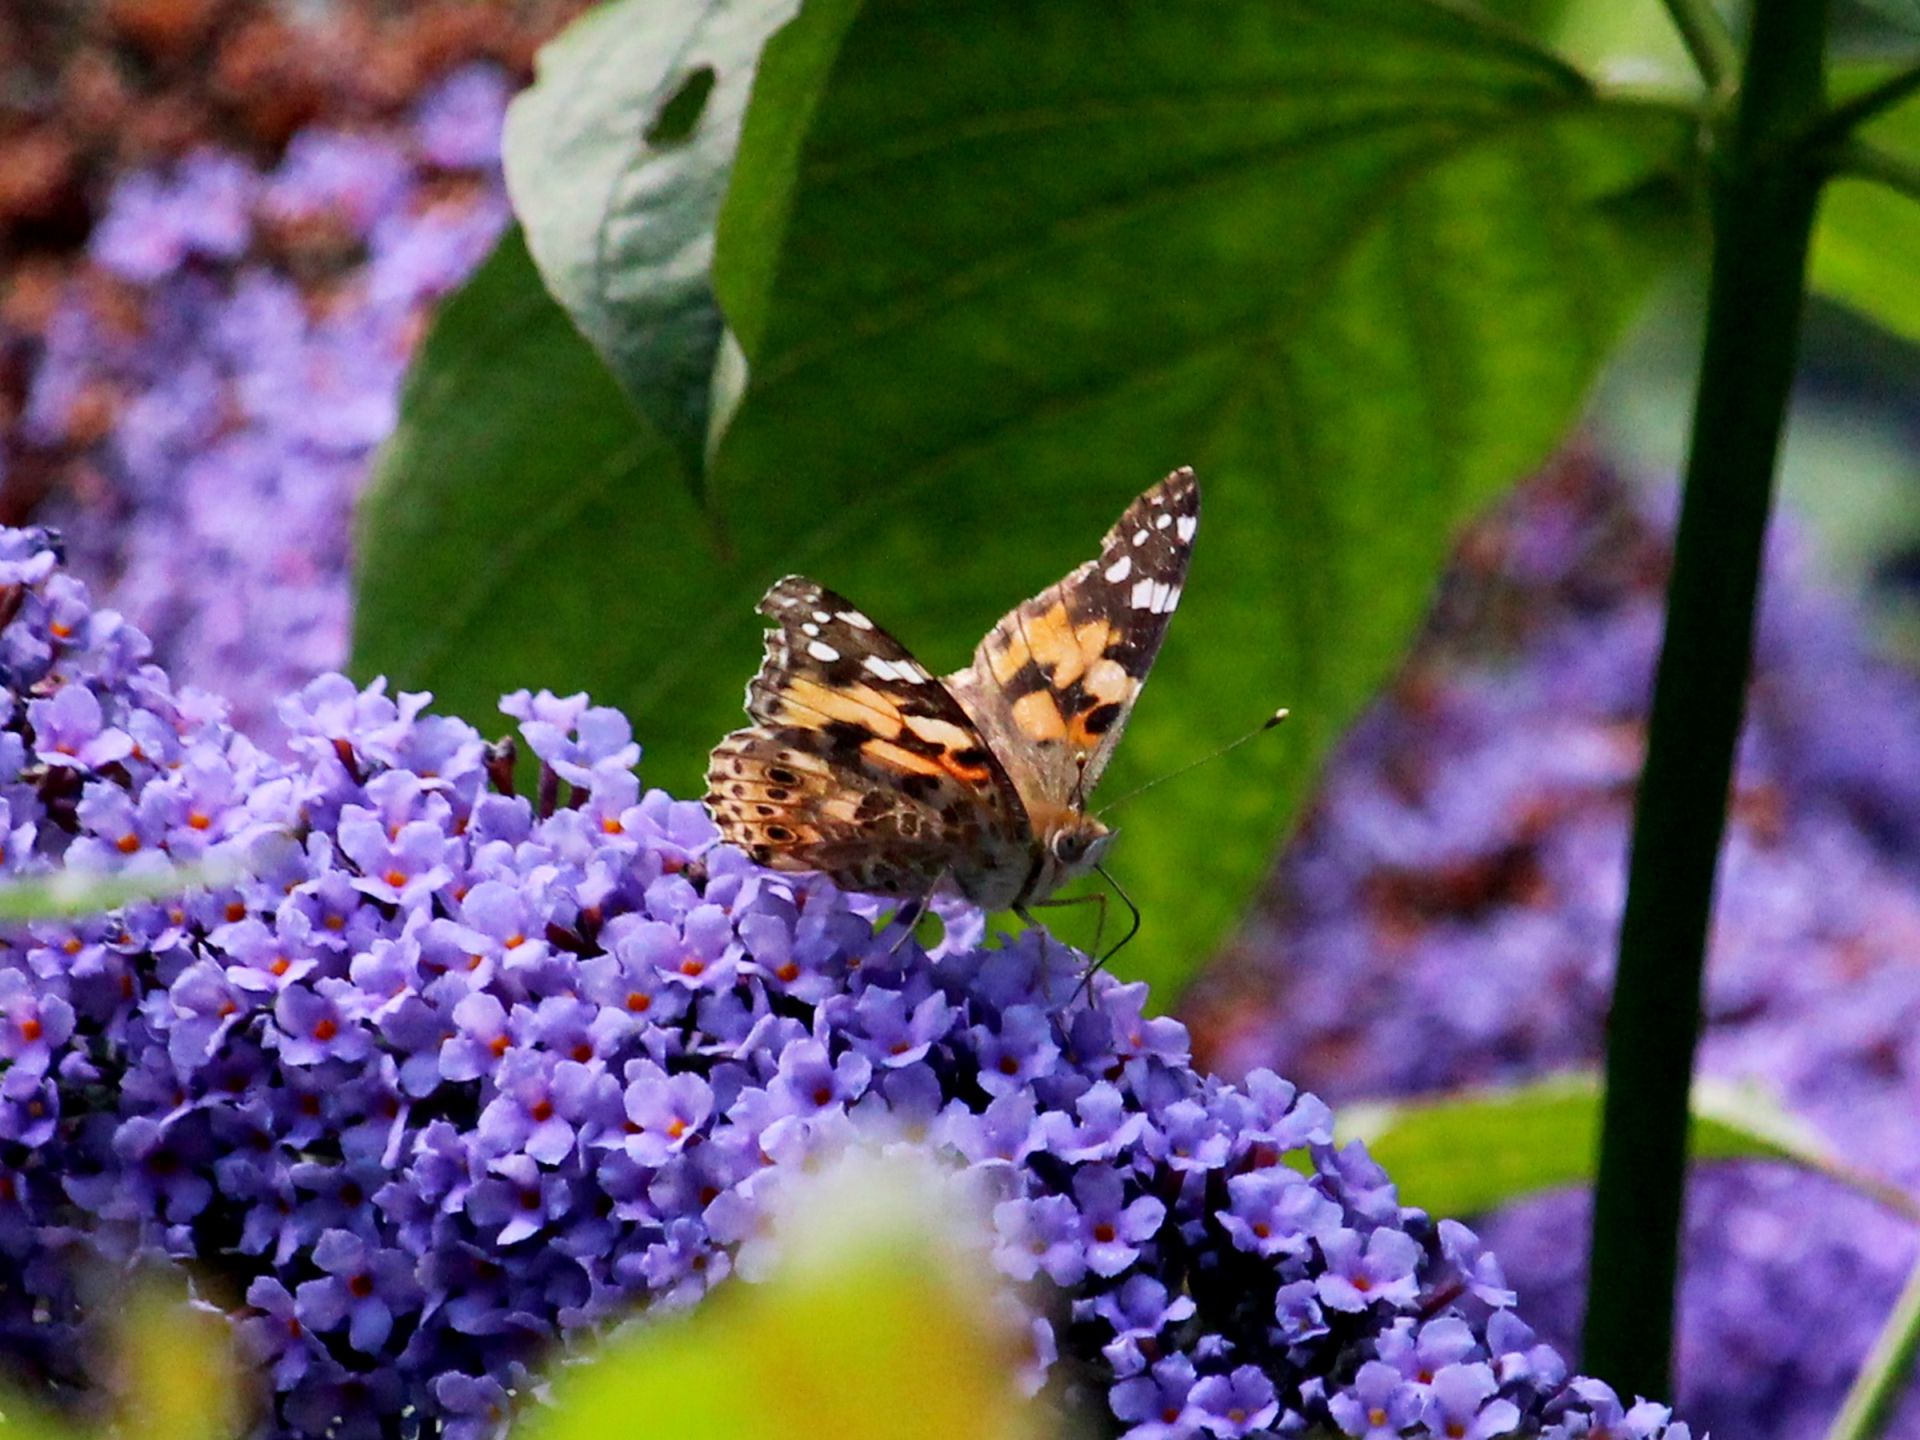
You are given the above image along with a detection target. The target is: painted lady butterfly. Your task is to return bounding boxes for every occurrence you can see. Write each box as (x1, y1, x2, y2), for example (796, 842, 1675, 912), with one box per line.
(705, 467, 1199, 931)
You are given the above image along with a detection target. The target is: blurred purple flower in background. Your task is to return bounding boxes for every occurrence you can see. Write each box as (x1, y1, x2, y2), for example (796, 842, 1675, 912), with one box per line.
(1192, 459, 1920, 1440)
(15, 67, 511, 746)
(0, 530, 1687, 1440)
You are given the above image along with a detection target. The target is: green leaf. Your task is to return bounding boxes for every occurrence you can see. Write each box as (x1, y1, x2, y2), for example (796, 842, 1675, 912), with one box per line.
(1338, 1073, 1920, 1221)
(0, 858, 240, 921)
(1858, 0, 1920, 34)
(708, 0, 1703, 997)
(1811, 66, 1920, 343)
(351, 229, 765, 764)
(1465, 0, 1703, 88)
(527, 1152, 1047, 1440)
(503, 0, 801, 480)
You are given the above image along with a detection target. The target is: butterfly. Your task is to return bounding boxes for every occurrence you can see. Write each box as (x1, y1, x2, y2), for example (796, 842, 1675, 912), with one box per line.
(704, 467, 1199, 937)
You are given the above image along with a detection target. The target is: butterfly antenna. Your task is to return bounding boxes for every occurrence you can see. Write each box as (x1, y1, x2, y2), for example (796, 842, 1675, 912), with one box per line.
(1095, 708, 1290, 818)
(1070, 863, 1141, 1006)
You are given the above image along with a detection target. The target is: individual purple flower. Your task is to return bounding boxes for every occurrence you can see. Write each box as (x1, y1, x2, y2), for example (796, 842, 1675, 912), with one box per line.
(1316, 1226, 1423, 1312)
(620, 1061, 714, 1166)
(214, 917, 316, 994)
(1074, 1164, 1166, 1278)
(1144, 1097, 1231, 1172)
(273, 982, 375, 1067)
(1428, 1363, 1522, 1440)
(294, 1228, 422, 1354)
(160, 959, 248, 1071)
(1329, 1360, 1425, 1440)
(1111, 1353, 1204, 1440)
(971, 1005, 1061, 1097)
(849, 984, 954, 1068)
(769, 1037, 872, 1117)
(27, 685, 133, 770)
(476, 1051, 606, 1165)
(434, 1371, 512, 1440)
(239, 1277, 324, 1389)
(1040, 1080, 1149, 1162)
(994, 1193, 1090, 1287)
(503, 690, 639, 787)
(439, 991, 517, 1083)
(1189, 1366, 1279, 1437)
(1217, 1169, 1341, 1260)
(466, 1152, 576, 1247)
(0, 969, 74, 1080)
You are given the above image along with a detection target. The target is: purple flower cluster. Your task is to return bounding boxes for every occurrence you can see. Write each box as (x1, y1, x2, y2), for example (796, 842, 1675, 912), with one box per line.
(14, 65, 512, 745)
(1199, 461, 1920, 1440)
(0, 530, 1691, 1439)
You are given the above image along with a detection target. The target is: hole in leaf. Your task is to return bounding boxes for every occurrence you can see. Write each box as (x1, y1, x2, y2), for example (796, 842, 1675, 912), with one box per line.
(646, 66, 717, 145)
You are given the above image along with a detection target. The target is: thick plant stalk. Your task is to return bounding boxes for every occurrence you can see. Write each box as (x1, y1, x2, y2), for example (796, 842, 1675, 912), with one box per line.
(1582, 0, 1831, 1400)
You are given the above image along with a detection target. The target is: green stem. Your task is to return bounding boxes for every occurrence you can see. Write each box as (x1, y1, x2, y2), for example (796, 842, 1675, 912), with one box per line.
(1837, 138, 1920, 203)
(1581, 0, 1831, 1401)
(1659, 0, 1739, 90)
(1826, 1249, 1920, 1440)
(1810, 58, 1920, 145)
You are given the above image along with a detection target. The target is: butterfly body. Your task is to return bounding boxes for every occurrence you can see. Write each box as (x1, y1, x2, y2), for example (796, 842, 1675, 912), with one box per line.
(705, 468, 1199, 914)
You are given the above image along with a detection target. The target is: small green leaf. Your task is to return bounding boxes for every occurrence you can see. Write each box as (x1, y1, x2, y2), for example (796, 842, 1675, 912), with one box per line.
(1811, 66, 1920, 344)
(527, 1151, 1048, 1440)
(1338, 1073, 1920, 1221)
(503, 0, 801, 481)
(709, 0, 1703, 998)
(0, 858, 240, 921)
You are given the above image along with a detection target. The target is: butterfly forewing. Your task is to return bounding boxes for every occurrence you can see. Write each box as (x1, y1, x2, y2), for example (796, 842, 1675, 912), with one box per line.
(944, 468, 1199, 818)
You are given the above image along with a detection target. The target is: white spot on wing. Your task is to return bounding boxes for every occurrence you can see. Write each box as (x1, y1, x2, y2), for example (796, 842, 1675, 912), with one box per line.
(1155, 512, 1172, 530)
(1176, 514, 1197, 541)
(1132, 529, 1148, 546)
(1130, 577, 1156, 610)
(813, 611, 832, 624)
(864, 655, 921, 683)
(841, 611, 873, 630)
(807, 640, 841, 662)
(802, 622, 821, 637)
(1104, 555, 1132, 583)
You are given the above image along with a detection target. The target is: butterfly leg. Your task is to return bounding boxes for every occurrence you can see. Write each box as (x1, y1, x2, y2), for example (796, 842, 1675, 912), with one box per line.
(886, 874, 947, 957)
(1025, 889, 1109, 956)
(1067, 865, 1141, 1007)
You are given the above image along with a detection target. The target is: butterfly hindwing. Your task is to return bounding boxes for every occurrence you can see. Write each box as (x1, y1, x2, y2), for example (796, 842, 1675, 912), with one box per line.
(945, 467, 1198, 816)
(705, 577, 1031, 899)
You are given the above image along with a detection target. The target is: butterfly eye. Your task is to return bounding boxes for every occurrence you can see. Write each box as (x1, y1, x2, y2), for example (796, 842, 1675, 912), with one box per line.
(1051, 832, 1088, 865)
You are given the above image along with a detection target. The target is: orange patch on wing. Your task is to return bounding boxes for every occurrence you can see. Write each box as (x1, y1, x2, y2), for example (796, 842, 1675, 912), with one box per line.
(860, 739, 945, 777)
(783, 678, 905, 738)
(1010, 689, 1067, 742)
(990, 602, 1115, 690)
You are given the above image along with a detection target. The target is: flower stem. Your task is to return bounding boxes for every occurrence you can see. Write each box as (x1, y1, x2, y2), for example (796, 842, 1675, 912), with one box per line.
(1659, 0, 1739, 90)
(1826, 1247, 1920, 1440)
(1581, 0, 1832, 1401)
